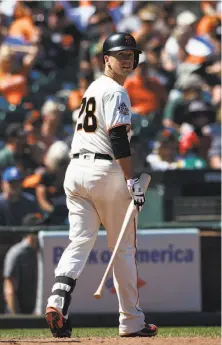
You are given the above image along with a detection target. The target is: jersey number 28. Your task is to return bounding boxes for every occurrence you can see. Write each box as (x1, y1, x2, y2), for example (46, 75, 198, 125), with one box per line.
(77, 97, 97, 133)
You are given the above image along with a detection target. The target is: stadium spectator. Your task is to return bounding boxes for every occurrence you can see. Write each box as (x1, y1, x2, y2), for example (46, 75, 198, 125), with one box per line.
(125, 52, 167, 141)
(42, 4, 82, 80)
(79, 9, 115, 79)
(67, 72, 93, 112)
(3, 232, 39, 314)
(0, 42, 38, 106)
(146, 127, 207, 171)
(144, 36, 176, 91)
(176, 10, 198, 34)
(35, 141, 69, 225)
(0, 11, 8, 44)
(40, 99, 63, 150)
(86, 6, 115, 42)
(146, 129, 180, 171)
(175, 35, 216, 87)
(23, 109, 45, 166)
(59, 0, 96, 32)
(208, 133, 221, 169)
(0, 122, 39, 175)
(162, 74, 216, 134)
(200, 1, 218, 16)
(0, 166, 39, 226)
(125, 52, 167, 116)
(8, 13, 40, 44)
(0, 123, 25, 172)
(0, 45, 28, 106)
(88, 41, 104, 80)
(207, 104, 221, 169)
(132, 4, 159, 46)
(162, 23, 194, 72)
(178, 123, 208, 168)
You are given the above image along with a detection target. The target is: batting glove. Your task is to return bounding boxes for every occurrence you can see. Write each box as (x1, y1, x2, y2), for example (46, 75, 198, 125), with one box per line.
(127, 177, 145, 212)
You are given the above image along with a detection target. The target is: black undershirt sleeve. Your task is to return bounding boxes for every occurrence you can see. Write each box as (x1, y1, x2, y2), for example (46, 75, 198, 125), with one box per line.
(108, 125, 131, 159)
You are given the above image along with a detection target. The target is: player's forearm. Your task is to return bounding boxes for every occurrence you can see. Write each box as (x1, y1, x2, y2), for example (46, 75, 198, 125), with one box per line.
(3, 279, 20, 314)
(38, 199, 54, 213)
(36, 186, 54, 213)
(116, 156, 135, 180)
(210, 156, 222, 169)
(5, 293, 20, 314)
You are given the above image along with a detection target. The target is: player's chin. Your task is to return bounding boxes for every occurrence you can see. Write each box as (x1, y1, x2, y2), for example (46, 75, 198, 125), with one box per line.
(121, 67, 132, 75)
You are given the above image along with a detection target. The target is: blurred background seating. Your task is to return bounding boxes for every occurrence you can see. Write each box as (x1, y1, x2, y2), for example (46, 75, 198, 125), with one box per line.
(0, 0, 220, 226)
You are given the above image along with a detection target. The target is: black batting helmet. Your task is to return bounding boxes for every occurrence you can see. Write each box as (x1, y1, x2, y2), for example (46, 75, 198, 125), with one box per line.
(103, 32, 142, 70)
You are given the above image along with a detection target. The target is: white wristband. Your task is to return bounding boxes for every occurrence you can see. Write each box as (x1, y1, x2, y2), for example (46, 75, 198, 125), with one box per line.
(126, 177, 138, 187)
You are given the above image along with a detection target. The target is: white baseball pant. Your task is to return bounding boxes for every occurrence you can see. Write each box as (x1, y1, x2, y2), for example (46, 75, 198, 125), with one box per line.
(47, 153, 145, 334)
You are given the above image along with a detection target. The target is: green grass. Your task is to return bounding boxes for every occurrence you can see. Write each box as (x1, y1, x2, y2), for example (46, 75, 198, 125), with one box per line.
(0, 327, 220, 338)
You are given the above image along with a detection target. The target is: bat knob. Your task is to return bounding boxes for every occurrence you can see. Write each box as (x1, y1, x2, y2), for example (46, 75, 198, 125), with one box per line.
(93, 293, 102, 299)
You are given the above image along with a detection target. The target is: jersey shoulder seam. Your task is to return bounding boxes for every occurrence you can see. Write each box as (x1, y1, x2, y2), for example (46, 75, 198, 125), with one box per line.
(103, 88, 128, 102)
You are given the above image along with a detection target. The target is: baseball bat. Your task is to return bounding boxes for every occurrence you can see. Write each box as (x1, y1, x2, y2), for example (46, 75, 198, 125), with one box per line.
(93, 173, 151, 299)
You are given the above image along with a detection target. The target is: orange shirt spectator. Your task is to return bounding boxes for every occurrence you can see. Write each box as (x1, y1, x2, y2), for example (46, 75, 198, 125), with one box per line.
(0, 46, 27, 105)
(68, 90, 83, 111)
(124, 74, 167, 116)
(108, 1, 122, 10)
(0, 73, 27, 105)
(68, 74, 92, 111)
(9, 16, 39, 43)
(196, 15, 219, 35)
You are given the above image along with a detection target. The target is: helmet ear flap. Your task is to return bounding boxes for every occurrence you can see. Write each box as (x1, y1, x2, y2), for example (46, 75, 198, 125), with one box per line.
(133, 51, 139, 70)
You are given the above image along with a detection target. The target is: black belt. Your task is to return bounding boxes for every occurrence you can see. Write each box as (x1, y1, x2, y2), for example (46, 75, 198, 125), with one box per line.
(72, 153, 113, 161)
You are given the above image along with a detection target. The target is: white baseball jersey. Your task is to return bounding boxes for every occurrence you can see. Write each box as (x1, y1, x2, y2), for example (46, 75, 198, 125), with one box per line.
(71, 75, 132, 157)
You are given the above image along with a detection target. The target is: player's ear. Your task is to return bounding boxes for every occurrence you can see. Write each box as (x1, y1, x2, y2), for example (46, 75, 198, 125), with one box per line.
(104, 55, 109, 64)
(104, 55, 112, 70)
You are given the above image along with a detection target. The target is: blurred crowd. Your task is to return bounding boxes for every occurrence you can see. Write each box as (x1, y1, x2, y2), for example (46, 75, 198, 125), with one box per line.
(0, 0, 221, 226)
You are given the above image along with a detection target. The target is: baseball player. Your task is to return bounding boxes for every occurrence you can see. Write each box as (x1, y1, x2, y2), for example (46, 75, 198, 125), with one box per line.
(45, 32, 158, 338)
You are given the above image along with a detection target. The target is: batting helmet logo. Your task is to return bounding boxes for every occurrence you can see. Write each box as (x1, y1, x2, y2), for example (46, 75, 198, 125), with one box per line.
(125, 35, 133, 45)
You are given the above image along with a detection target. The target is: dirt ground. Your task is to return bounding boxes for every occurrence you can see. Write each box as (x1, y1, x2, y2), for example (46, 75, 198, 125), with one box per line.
(0, 337, 220, 345)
